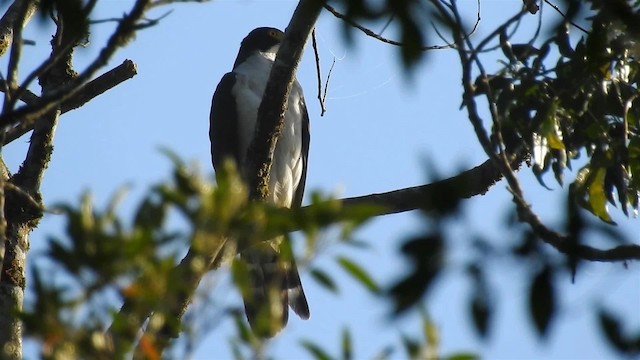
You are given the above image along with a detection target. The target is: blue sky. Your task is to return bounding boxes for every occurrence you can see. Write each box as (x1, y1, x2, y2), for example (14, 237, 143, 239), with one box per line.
(4, 1, 638, 359)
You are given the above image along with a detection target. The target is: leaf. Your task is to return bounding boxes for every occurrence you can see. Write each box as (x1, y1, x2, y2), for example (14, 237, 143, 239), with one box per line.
(444, 353, 480, 360)
(420, 309, 438, 349)
(400, 334, 420, 359)
(470, 289, 491, 338)
(528, 265, 555, 338)
(587, 167, 615, 223)
(540, 99, 565, 150)
(230, 341, 245, 360)
(134, 195, 167, 230)
(231, 310, 253, 345)
(310, 268, 339, 294)
(532, 133, 553, 189)
(467, 265, 492, 338)
(138, 334, 160, 360)
(341, 327, 352, 360)
(336, 256, 380, 294)
(300, 340, 334, 360)
(389, 235, 444, 314)
(598, 309, 640, 355)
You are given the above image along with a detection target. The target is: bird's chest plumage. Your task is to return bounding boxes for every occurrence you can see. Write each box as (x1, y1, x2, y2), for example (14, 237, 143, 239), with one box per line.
(231, 54, 304, 207)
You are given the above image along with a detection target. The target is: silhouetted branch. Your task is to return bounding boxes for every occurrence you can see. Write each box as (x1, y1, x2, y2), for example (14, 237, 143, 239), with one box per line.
(0, 0, 37, 57)
(0, 0, 151, 135)
(2, 59, 138, 144)
(323, 3, 464, 51)
(149, 0, 210, 8)
(0, 1, 37, 358)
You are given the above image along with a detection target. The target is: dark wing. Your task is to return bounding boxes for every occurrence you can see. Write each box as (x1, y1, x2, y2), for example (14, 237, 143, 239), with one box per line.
(210, 72, 240, 177)
(292, 83, 310, 209)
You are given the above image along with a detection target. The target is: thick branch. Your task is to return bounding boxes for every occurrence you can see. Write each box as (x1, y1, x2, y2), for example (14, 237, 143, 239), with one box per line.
(0, 0, 37, 57)
(0, 1, 37, 358)
(2, 59, 138, 145)
(337, 154, 522, 215)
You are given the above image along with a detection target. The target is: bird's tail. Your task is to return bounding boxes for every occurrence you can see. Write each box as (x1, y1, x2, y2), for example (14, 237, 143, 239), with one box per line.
(238, 236, 309, 337)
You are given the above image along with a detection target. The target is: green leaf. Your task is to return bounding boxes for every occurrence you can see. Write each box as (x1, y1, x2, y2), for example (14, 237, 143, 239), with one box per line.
(300, 340, 334, 360)
(341, 327, 352, 360)
(400, 334, 420, 359)
(134, 195, 167, 230)
(587, 167, 615, 223)
(336, 256, 380, 294)
(528, 265, 555, 338)
(230, 341, 245, 360)
(310, 268, 339, 294)
(420, 309, 438, 349)
(444, 353, 480, 360)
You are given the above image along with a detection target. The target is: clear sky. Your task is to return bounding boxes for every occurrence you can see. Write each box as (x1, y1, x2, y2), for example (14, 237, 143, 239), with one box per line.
(4, 1, 638, 359)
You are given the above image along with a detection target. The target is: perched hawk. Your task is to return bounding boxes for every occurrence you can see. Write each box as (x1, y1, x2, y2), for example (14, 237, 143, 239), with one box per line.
(209, 27, 310, 336)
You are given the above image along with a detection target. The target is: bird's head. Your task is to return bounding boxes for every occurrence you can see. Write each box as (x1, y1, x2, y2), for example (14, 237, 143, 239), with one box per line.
(233, 27, 284, 68)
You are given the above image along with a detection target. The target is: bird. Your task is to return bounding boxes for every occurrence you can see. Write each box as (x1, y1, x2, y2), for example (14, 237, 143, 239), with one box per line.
(209, 27, 310, 337)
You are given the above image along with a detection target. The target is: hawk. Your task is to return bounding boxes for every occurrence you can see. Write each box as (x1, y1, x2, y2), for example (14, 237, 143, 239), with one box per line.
(209, 27, 310, 336)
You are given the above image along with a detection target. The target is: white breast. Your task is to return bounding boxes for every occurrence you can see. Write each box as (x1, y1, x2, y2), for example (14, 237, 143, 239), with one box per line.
(231, 53, 304, 208)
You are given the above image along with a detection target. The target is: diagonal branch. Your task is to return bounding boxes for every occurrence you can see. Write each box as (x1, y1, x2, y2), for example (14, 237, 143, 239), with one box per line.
(323, 3, 458, 51)
(0, 0, 37, 58)
(0, 0, 151, 134)
(336, 153, 523, 215)
(2, 59, 138, 145)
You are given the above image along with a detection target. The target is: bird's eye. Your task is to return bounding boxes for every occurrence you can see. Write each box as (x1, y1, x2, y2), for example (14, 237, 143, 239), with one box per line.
(269, 30, 277, 37)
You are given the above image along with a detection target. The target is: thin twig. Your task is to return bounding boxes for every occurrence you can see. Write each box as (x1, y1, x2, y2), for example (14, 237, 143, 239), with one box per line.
(379, 13, 395, 35)
(91, 10, 173, 30)
(311, 29, 326, 116)
(323, 4, 456, 51)
(2, 0, 32, 114)
(322, 57, 335, 110)
(149, 0, 209, 9)
(543, 0, 589, 34)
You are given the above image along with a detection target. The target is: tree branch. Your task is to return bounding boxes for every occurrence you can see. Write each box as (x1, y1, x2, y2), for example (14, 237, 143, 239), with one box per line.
(2, 59, 138, 145)
(0, 0, 151, 134)
(0, 1, 37, 357)
(0, 0, 37, 57)
(323, 3, 457, 51)
(0, 2, 148, 358)
(431, 0, 640, 265)
(336, 153, 523, 215)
